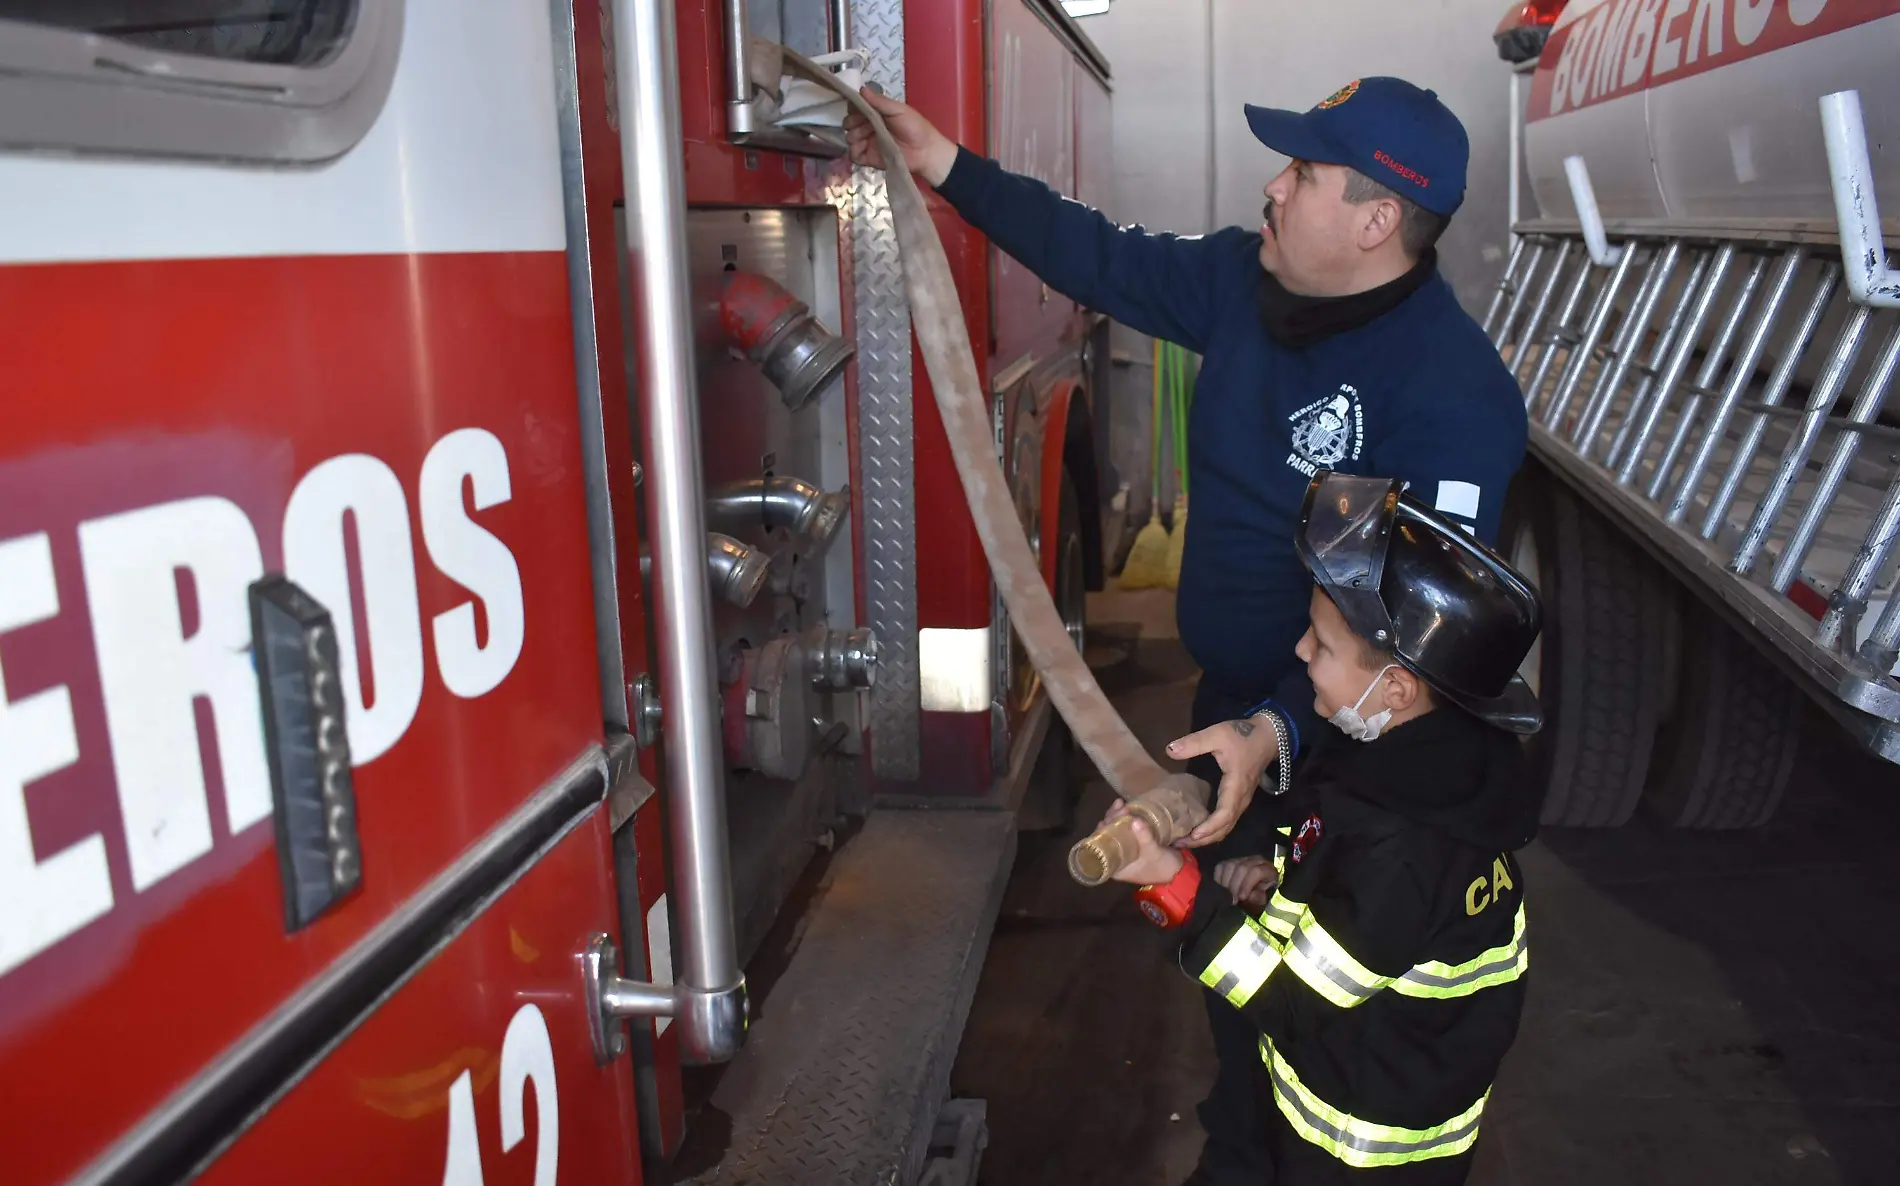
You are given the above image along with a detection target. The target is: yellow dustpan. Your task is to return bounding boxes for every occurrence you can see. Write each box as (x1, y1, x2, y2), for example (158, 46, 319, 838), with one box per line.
(1120, 338, 1172, 590)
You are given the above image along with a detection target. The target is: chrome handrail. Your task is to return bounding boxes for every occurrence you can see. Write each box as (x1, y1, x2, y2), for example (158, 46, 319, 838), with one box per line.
(723, 0, 752, 133)
(830, 0, 852, 52)
(610, 0, 746, 1065)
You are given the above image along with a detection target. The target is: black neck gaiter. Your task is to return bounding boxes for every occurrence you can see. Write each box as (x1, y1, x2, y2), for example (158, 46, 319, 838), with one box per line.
(1257, 249, 1437, 350)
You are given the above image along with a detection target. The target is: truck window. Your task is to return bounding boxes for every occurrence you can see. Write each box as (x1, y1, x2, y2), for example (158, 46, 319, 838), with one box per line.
(0, 1, 355, 66)
(0, 0, 400, 164)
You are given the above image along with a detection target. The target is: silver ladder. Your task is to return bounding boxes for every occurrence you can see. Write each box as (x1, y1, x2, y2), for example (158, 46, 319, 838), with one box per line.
(1485, 228, 1900, 756)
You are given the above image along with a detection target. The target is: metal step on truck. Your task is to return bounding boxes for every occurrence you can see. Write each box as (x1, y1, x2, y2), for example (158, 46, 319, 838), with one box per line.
(1485, 0, 1900, 829)
(0, 1, 1112, 1183)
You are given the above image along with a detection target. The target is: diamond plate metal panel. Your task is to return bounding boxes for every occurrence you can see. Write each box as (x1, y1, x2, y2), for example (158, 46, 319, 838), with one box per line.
(684, 809, 1017, 1186)
(847, 0, 919, 780)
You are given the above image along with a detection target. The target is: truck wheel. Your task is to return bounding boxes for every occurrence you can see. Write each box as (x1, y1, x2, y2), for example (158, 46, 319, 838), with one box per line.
(1020, 472, 1088, 831)
(1643, 615, 1803, 828)
(1504, 468, 1675, 827)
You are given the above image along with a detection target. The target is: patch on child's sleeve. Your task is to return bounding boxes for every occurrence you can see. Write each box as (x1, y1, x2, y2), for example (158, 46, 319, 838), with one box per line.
(1290, 813, 1324, 864)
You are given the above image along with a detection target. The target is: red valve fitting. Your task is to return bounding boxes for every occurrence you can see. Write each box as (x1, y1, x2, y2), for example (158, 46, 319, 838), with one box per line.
(720, 271, 855, 411)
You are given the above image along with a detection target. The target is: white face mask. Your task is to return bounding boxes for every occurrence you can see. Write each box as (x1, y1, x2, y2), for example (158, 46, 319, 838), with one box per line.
(1329, 665, 1397, 742)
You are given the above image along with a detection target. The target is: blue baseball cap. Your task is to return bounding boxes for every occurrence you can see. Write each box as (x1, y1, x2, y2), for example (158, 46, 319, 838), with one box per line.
(1245, 77, 1469, 217)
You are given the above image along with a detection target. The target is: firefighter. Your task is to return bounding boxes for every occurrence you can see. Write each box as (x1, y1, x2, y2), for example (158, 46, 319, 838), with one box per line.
(1108, 471, 1541, 1184)
(849, 77, 1528, 1183)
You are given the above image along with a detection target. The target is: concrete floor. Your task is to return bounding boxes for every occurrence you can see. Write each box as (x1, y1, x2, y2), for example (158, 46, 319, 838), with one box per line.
(951, 587, 1900, 1186)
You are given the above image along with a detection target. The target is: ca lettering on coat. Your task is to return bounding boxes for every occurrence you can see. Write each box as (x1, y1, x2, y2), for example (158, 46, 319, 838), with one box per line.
(1465, 855, 1518, 916)
(1492, 855, 1516, 895)
(1465, 875, 1491, 916)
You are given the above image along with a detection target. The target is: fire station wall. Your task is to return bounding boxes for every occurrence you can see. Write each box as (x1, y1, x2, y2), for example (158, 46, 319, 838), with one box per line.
(1075, 0, 1517, 544)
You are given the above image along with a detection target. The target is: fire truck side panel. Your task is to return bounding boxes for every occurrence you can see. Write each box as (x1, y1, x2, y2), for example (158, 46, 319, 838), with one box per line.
(989, 0, 1080, 373)
(872, 0, 1109, 788)
(1074, 64, 1115, 580)
(1647, 16, 1900, 221)
(980, 2, 1111, 756)
(195, 811, 642, 1186)
(1523, 92, 1664, 222)
(909, 0, 999, 639)
(676, 0, 726, 151)
(1525, 0, 1900, 225)
(1059, 59, 1113, 578)
(909, 232, 999, 633)
(0, 4, 614, 1182)
(875, 0, 997, 795)
(1075, 64, 1114, 221)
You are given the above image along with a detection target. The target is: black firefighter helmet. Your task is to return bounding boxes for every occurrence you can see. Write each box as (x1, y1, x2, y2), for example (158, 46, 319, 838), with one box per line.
(1294, 471, 1543, 734)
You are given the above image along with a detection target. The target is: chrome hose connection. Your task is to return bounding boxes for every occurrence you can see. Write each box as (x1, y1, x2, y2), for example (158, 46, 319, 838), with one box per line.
(720, 271, 855, 410)
(707, 475, 851, 548)
(705, 534, 773, 608)
(805, 626, 879, 690)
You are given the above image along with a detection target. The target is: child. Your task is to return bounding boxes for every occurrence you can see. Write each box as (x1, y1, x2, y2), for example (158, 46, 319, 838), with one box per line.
(1108, 471, 1544, 1185)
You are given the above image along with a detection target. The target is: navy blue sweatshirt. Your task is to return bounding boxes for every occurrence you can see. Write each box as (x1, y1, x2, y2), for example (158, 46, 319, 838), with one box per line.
(937, 149, 1528, 718)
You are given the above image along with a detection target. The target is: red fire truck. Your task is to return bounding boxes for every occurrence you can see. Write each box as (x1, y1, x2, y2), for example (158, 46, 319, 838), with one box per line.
(0, 1, 1112, 1182)
(1487, 0, 1900, 829)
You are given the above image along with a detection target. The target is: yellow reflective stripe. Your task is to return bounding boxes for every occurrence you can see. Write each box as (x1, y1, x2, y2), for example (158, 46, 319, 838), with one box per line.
(1285, 914, 1391, 1008)
(1261, 1038, 1488, 1168)
(1248, 907, 1288, 955)
(1260, 890, 1302, 940)
(1393, 903, 1528, 999)
(1197, 916, 1282, 1008)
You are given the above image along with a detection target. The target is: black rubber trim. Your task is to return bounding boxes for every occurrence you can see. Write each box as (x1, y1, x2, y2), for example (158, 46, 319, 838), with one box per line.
(81, 753, 607, 1186)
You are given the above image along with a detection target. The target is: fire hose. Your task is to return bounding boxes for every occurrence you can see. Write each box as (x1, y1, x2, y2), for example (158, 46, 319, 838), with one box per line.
(780, 50, 1211, 885)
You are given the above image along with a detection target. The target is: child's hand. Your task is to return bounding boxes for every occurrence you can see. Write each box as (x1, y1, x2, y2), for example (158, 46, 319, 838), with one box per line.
(1102, 800, 1187, 887)
(1214, 855, 1278, 910)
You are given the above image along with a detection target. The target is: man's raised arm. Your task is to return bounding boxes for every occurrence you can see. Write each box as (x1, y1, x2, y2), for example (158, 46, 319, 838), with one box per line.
(846, 89, 1242, 355)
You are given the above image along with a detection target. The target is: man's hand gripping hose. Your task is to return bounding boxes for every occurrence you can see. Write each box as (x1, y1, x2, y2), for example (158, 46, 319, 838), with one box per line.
(780, 50, 1210, 885)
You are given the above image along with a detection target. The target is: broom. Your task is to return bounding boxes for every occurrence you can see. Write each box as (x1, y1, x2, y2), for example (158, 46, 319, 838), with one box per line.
(1164, 341, 1193, 588)
(1119, 338, 1172, 590)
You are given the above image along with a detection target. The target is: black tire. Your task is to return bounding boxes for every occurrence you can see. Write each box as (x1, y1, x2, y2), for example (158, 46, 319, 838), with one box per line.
(1019, 473, 1088, 831)
(1503, 466, 1676, 827)
(1643, 614, 1802, 829)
